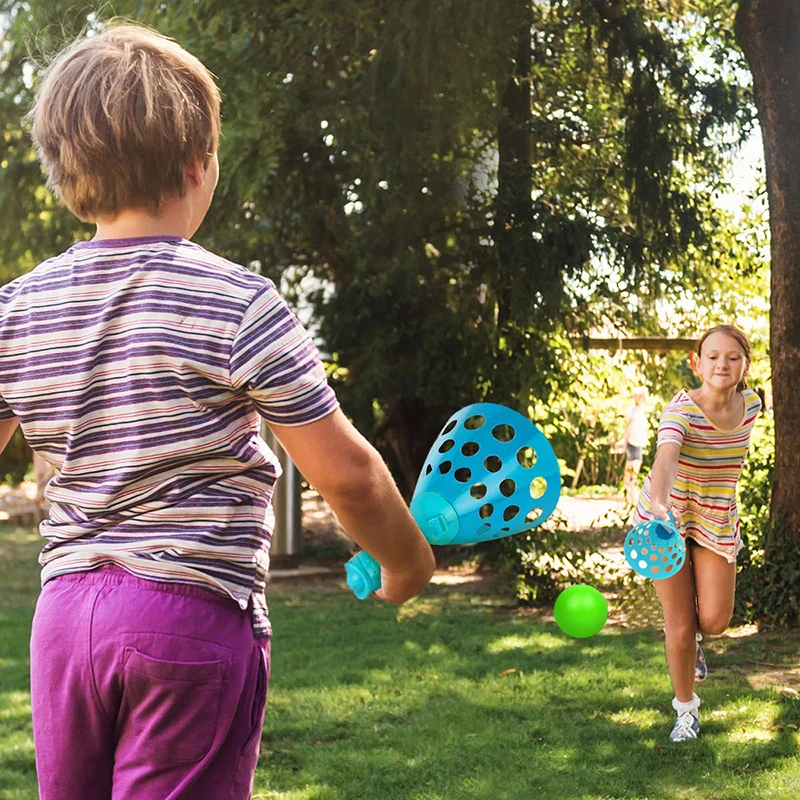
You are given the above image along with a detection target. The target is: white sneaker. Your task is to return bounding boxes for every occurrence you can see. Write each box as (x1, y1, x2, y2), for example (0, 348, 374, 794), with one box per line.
(669, 711, 700, 742)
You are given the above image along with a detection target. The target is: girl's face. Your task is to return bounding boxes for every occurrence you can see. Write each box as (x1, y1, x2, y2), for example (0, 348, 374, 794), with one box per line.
(695, 332, 749, 391)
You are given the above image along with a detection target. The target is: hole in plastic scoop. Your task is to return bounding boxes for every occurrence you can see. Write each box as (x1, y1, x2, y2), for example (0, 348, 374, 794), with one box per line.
(491, 424, 515, 442)
(525, 508, 542, 525)
(503, 505, 520, 521)
(499, 478, 516, 497)
(454, 467, 471, 483)
(484, 455, 502, 473)
(530, 477, 547, 499)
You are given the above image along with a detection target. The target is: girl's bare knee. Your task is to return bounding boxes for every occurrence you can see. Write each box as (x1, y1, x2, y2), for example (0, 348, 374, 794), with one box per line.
(698, 613, 731, 636)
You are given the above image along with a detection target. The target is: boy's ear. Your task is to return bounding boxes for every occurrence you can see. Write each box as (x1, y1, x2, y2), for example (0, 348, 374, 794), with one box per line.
(688, 351, 699, 375)
(185, 157, 205, 189)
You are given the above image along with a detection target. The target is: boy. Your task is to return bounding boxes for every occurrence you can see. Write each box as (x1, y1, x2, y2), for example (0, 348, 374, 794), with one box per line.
(9, 21, 434, 799)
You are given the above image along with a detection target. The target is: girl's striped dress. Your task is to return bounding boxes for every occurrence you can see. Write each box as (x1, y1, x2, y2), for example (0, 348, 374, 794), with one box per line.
(635, 388, 762, 562)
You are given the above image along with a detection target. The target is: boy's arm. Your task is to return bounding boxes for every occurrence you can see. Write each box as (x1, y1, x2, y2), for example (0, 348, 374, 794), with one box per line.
(647, 442, 681, 520)
(0, 417, 19, 453)
(267, 409, 435, 603)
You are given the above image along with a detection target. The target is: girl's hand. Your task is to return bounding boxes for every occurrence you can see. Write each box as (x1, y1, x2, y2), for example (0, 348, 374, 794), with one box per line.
(650, 501, 670, 522)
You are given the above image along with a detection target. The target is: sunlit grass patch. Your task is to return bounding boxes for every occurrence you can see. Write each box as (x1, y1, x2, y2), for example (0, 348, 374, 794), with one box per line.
(608, 706, 663, 729)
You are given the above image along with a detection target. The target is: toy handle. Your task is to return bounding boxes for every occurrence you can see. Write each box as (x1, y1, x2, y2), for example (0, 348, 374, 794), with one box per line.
(656, 511, 679, 537)
(345, 493, 459, 600)
(344, 549, 382, 599)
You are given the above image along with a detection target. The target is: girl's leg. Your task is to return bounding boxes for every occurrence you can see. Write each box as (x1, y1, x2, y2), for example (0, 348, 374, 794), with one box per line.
(652, 555, 698, 703)
(691, 543, 737, 635)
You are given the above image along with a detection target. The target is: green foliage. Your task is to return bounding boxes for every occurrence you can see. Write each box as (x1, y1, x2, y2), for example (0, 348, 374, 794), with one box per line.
(0, 427, 32, 485)
(0, 4, 93, 282)
(513, 527, 602, 604)
(473, 514, 616, 606)
(0, 0, 766, 494)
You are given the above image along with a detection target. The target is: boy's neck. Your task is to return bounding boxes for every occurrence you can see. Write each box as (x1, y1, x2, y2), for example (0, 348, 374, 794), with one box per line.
(93, 199, 195, 242)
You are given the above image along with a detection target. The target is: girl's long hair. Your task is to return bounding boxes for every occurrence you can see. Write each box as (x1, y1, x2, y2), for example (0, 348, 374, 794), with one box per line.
(696, 324, 751, 391)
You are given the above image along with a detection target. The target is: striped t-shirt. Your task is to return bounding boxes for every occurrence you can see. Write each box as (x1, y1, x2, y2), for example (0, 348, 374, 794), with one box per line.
(0, 236, 339, 636)
(635, 388, 762, 562)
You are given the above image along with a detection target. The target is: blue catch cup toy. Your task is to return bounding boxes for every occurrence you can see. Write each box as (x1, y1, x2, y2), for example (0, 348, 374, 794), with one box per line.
(345, 402, 562, 599)
(623, 512, 685, 580)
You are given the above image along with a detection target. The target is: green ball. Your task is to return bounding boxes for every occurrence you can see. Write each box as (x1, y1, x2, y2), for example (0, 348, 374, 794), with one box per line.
(554, 584, 608, 639)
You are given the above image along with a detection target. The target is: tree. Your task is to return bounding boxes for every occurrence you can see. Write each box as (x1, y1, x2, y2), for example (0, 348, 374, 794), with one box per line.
(0, 4, 90, 280)
(0, 1, 761, 496)
(735, 1, 800, 533)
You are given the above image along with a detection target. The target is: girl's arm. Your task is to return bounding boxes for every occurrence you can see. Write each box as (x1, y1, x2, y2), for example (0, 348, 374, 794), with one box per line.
(0, 417, 19, 453)
(647, 441, 681, 521)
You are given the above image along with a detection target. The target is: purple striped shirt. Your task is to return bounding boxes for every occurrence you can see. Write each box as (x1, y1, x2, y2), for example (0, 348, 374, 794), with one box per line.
(0, 236, 339, 636)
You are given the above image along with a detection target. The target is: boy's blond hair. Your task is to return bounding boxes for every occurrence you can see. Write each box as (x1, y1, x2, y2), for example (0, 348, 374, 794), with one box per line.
(26, 21, 220, 222)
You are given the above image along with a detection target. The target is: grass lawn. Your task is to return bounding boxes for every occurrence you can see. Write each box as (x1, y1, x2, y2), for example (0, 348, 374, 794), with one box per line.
(2, 525, 800, 799)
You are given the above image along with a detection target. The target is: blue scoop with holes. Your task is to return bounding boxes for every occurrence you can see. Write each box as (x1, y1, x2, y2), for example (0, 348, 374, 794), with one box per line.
(623, 512, 686, 580)
(344, 403, 562, 599)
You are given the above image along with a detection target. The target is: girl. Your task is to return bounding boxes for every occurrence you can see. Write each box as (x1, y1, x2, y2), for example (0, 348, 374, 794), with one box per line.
(635, 324, 762, 742)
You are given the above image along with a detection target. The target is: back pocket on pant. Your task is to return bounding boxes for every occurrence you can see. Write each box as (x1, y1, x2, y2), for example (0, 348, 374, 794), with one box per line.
(122, 647, 226, 764)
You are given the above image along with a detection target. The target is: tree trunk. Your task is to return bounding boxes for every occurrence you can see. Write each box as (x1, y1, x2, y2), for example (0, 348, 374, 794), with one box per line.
(735, 1, 800, 533)
(491, 0, 533, 403)
(494, 0, 533, 332)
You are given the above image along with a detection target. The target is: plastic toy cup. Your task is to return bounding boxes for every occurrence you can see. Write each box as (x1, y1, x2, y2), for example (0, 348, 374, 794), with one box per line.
(553, 584, 608, 639)
(623, 512, 685, 580)
(345, 402, 562, 599)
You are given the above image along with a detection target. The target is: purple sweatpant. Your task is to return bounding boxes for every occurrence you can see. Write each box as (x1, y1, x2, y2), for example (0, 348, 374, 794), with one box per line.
(30, 565, 270, 800)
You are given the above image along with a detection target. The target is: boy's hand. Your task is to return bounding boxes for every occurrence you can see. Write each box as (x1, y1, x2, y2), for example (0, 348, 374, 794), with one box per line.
(374, 546, 435, 604)
(268, 410, 435, 604)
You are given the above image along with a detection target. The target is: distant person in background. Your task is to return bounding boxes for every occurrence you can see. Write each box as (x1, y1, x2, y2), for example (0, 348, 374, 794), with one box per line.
(615, 386, 649, 506)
